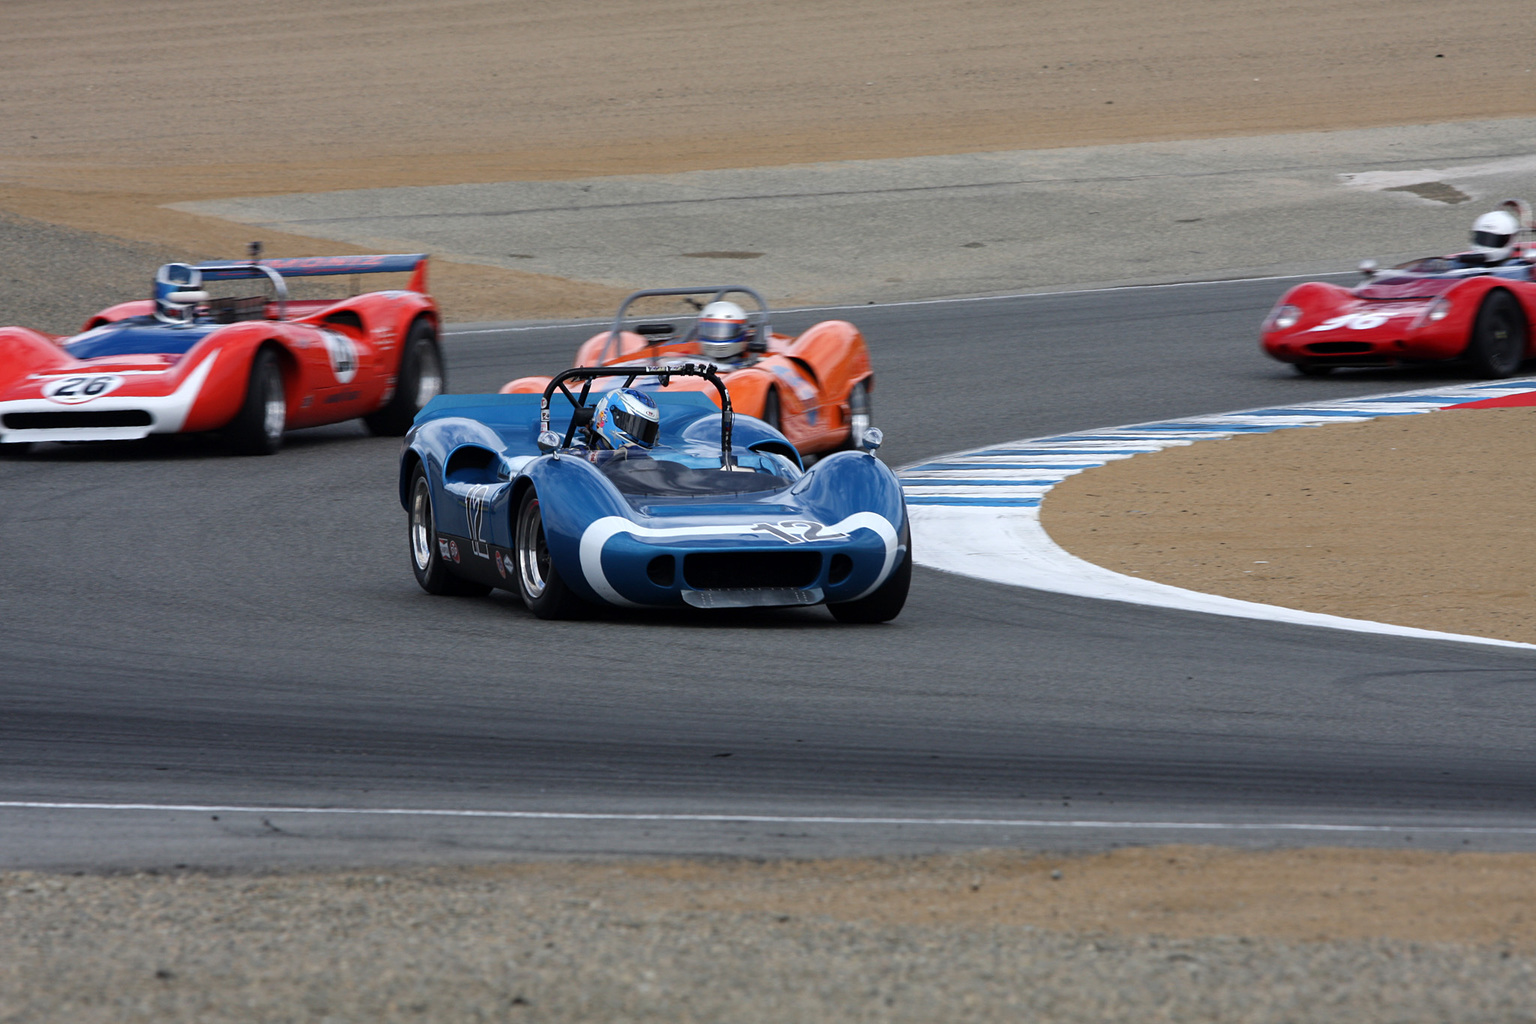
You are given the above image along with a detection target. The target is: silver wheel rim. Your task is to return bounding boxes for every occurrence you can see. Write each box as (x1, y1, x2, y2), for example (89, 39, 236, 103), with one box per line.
(848, 383, 872, 436)
(261, 366, 285, 441)
(415, 342, 443, 408)
(410, 477, 434, 571)
(516, 498, 549, 599)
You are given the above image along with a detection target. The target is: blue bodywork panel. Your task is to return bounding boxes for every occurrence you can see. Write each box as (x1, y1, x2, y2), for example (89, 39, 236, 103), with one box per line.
(62, 318, 220, 360)
(401, 391, 908, 610)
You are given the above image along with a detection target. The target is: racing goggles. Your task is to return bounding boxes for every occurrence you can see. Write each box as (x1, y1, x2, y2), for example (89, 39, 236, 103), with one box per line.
(611, 404, 659, 447)
(1472, 230, 1514, 249)
(698, 317, 747, 342)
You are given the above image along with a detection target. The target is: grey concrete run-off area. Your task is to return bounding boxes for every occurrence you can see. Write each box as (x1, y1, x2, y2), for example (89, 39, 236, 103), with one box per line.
(176, 118, 1536, 304)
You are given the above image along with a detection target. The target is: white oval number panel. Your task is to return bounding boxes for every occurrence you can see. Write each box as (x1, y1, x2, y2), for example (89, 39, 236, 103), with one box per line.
(41, 374, 124, 404)
(319, 329, 359, 384)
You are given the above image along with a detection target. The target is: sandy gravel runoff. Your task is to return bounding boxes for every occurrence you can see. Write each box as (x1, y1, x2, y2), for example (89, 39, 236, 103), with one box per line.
(5, 848, 1536, 1023)
(7, 0, 1536, 1018)
(3, 0, 1535, 322)
(1043, 406, 1536, 646)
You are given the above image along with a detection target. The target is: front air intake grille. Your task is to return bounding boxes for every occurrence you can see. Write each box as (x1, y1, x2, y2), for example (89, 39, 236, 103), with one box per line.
(1305, 341, 1376, 355)
(683, 550, 820, 590)
(3, 410, 153, 429)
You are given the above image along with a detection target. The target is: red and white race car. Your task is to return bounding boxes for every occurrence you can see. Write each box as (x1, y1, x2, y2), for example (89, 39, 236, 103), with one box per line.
(0, 249, 443, 455)
(1262, 200, 1536, 378)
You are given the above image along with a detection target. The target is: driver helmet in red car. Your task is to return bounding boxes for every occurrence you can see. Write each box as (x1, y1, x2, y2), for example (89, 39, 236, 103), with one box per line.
(152, 263, 209, 324)
(697, 300, 750, 361)
(1469, 209, 1521, 264)
(592, 387, 660, 450)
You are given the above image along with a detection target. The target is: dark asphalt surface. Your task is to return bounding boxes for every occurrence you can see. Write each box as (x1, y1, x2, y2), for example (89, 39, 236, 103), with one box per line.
(4, 278, 1536, 869)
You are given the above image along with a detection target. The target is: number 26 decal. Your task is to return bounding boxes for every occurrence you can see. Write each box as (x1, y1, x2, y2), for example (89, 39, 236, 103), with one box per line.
(42, 374, 124, 404)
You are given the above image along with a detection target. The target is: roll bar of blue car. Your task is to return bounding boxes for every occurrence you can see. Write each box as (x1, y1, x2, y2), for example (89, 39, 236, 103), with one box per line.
(538, 363, 736, 469)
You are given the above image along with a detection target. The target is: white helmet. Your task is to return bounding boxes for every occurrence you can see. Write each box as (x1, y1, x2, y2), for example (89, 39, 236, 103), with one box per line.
(697, 300, 749, 360)
(1470, 209, 1520, 262)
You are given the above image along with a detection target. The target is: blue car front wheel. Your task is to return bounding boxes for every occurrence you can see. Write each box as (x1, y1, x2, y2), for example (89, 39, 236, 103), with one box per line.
(514, 487, 587, 620)
(828, 528, 911, 624)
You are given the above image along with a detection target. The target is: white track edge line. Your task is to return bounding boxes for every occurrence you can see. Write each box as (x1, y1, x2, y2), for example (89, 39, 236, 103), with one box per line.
(2, 802, 1533, 835)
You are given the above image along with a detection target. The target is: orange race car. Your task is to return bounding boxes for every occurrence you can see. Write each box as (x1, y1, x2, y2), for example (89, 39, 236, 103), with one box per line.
(500, 286, 874, 457)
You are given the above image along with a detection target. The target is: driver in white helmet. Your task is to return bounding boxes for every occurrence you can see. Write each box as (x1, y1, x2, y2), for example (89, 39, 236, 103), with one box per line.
(696, 300, 753, 365)
(1464, 208, 1523, 267)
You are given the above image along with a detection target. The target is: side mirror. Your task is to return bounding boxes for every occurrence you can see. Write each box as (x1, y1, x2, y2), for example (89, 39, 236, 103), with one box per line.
(1358, 259, 1378, 280)
(537, 430, 561, 454)
(858, 427, 883, 452)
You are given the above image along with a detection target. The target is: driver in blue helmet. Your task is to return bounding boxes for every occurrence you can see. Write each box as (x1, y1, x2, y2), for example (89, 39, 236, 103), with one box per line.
(152, 263, 208, 324)
(591, 387, 660, 451)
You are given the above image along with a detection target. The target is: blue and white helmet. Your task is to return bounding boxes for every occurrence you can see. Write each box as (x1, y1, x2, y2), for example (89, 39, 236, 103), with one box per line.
(153, 263, 208, 323)
(592, 387, 660, 449)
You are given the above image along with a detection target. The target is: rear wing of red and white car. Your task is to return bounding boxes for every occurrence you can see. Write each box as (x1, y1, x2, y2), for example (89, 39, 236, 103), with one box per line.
(196, 253, 429, 292)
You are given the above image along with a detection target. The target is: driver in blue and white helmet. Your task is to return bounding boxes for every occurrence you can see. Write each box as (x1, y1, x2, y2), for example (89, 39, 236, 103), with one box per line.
(153, 263, 208, 324)
(591, 387, 661, 450)
(697, 300, 751, 363)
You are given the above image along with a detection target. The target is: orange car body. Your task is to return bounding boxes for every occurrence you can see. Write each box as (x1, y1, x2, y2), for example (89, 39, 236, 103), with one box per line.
(501, 288, 874, 456)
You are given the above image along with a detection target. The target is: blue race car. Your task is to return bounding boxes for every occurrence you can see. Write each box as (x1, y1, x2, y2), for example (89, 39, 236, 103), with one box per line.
(398, 364, 911, 622)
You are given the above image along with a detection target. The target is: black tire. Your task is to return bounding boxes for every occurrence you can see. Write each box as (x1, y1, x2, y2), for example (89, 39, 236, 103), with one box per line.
(1294, 362, 1335, 377)
(839, 380, 873, 449)
(366, 319, 445, 436)
(226, 347, 286, 455)
(1466, 291, 1527, 379)
(759, 387, 782, 431)
(828, 529, 912, 624)
(513, 487, 587, 619)
(408, 465, 490, 596)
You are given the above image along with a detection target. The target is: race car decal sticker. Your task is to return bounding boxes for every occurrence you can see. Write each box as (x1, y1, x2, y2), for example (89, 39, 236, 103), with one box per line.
(1306, 311, 1396, 332)
(319, 329, 359, 384)
(449, 539, 461, 564)
(748, 520, 850, 544)
(462, 484, 495, 558)
(578, 512, 899, 607)
(41, 374, 124, 404)
(768, 363, 819, 405)
(495, 550, 509, 579)
(438, 538, 451, 560)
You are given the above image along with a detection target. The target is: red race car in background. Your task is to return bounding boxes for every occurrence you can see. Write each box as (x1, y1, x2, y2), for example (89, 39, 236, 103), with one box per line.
(1262, 199, 1536, 378)
(501, 286, 875, 457)
(0, 248, 443, 455)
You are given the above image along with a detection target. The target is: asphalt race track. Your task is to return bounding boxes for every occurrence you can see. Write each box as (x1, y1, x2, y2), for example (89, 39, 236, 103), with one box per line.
(4, 277, 1536, 869)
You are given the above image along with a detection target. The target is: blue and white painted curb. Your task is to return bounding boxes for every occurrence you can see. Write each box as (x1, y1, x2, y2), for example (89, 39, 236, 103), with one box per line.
(899, 377, 1536, 650)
